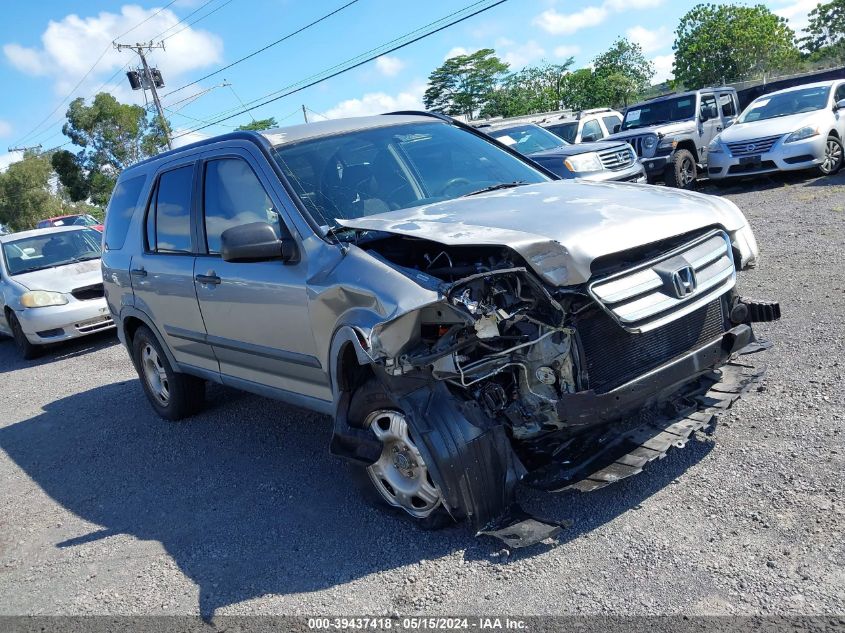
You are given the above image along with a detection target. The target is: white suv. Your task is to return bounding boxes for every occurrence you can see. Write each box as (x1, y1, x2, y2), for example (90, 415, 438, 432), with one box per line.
(541, 108, 624, 144)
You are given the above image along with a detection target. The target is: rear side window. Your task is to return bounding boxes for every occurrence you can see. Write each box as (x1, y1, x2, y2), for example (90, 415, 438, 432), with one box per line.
(104, 175, 145, 250)
(581, 119, 604, 140)
(602, 115, 622, 133)
(202, 158, 279, 254)
(835, 83, 845, 103)
(148, 165, 194, 253)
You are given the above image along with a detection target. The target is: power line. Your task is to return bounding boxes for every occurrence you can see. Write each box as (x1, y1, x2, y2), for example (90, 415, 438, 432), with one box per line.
(161, 0, 236, 43)
(172, 0, 508, 139)
(160, 0, 360, 100)
(170, 0, 494, 124)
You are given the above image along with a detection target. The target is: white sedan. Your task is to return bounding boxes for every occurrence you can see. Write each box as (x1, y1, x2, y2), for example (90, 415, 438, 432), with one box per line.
(0, 226, 114, 359)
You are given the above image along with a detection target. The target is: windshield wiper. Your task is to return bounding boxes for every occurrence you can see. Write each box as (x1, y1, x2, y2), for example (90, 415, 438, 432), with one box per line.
(462, 181, 527, 197)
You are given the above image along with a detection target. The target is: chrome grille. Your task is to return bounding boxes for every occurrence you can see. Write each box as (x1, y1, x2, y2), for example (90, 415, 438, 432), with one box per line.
(726, 135, 782, 156)
(588, 230, 736, 333)
(598, 146, 636, 170)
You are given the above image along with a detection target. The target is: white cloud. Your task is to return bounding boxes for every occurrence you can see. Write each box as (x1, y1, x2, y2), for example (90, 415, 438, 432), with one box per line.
(534, 6, 608, 35)
(323, 83, 426, 119)
(0, 151, 24, 173)
(626, 25, 671, 54)
(554, 44, 581, 58)
(3, 5, 223, 102)
(444, 46, 474, 60)
(171, 128, 209, 148)
(374, 55, 405, 77)
(534, 0, 665, 35)
(772, 0, 817, 31)
(0, 120, 12, 138)
(652, 53, 675, 84)
(499, 40, 546, 68)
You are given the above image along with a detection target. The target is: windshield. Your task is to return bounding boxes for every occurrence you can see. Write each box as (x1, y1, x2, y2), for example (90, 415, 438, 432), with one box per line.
(2, 229, 102, 275)
(71, 214, 99, 226)
(622, 95, 697, 130)
(738, 86, 832, 123)
(487, 124, 566, 153)
(272, 121, 548, 229)
(544, 122, 578, 143)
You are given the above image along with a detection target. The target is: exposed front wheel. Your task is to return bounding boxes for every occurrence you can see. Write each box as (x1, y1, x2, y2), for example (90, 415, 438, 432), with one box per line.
(347, 380, 453, 529)
(131, 325, 205, 421)
(818, 136, 843, 176)
(665, 149, 698, 189)
(7, 312, 40, 360)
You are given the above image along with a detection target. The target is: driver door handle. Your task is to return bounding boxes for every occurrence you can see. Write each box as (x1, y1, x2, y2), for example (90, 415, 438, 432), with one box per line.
(195, 274, 221, 285)
(130, 268, 147, 277)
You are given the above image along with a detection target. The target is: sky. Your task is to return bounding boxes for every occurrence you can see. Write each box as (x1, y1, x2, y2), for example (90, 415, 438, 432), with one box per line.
(0, 0, 821, 170)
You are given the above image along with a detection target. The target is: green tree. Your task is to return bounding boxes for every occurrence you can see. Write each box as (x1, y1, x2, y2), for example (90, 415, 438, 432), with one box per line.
(52, 92, 170, 206)
(560, 68, 604, 111)
(673, 4, 800, 88)
(800, 0, 845, 60)
(592, 38, 655, 107)
(423, 49, 509, 118)
(482, 60, 573, 118)
(0, 152, 62, 231)
(236, 117, 278, 131)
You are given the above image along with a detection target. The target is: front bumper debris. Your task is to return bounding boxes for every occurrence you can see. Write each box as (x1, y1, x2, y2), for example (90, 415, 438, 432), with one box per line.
(524, 341, 768, 492)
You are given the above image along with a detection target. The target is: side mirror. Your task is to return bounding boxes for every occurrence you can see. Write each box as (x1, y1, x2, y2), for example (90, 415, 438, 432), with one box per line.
(613, 124, 621, 133)
(220, 221, 298, 263)
(835, 99, 845, 111)
(581, 133, 598, 143)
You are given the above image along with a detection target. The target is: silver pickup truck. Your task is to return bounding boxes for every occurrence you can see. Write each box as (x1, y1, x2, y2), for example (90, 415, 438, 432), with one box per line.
(102, 112, 780, 547)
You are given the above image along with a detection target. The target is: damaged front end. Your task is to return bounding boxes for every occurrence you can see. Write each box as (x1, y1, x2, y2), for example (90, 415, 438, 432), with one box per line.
(330, 231, 780, 548)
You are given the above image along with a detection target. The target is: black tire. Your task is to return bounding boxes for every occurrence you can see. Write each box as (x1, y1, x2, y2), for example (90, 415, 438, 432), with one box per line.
(817, 135, 843, 176)
(665, 149, 698, 189)
(7, 311, 40, 360)
(347, 379, 454, 530)
(131, 325, 204, 421)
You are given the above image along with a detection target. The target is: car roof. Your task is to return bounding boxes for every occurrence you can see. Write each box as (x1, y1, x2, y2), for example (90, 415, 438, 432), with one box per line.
(43, 214, 83, 220)
(259, 114, 438, 146)
(125, 113, 441, 172)
(0, 225, 88, 243)
(752, 80, 839, 99)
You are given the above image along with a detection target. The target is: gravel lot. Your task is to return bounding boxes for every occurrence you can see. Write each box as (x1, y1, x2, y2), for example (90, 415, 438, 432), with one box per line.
(0, 171, 843, 618)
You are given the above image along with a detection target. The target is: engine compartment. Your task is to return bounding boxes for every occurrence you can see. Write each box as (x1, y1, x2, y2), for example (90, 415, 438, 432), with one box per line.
(362, 235, 590, 441)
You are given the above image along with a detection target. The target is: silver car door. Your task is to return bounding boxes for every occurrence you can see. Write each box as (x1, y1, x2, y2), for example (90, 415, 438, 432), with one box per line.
(129, 161, 218, 374)
(192, 148, 328, 402)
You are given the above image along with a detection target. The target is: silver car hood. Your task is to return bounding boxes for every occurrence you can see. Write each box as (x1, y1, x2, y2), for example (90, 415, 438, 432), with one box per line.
(12, 259, 103, 293)
(720, 112, 814, 142)
(337, 180, 748, 286)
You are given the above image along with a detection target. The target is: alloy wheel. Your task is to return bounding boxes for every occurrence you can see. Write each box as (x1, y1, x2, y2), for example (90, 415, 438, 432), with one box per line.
(141, 344, 170, 405)
(680, 157, 695, 186)
(365, 409, 442, 518)
(821, 139, 843, 174)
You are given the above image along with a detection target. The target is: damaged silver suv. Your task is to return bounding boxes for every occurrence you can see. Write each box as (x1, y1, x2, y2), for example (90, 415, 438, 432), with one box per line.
(102, 112, 780, 547)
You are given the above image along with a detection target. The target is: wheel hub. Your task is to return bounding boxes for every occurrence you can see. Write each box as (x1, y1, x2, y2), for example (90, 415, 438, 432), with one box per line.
(364, 409, 442, 518)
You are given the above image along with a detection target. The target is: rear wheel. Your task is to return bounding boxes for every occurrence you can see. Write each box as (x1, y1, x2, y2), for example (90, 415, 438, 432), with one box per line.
(7, 312, 40, 360)
(347, 380, 453, 529)
(665, 149, 697, 189)
(818, 135, 843, 176)
(131, 325, 204, 421)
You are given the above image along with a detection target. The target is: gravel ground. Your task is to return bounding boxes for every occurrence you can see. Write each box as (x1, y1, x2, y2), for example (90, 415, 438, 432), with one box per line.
(0, 171, 843, 618)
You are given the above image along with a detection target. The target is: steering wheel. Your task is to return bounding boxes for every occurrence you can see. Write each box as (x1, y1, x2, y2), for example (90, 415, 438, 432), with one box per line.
(437, 177, 472, 197)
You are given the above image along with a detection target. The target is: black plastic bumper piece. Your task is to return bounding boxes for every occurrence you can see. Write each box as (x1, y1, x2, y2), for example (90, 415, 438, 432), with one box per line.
(557, 325, 753, 427)
(746, 300, 781, 323)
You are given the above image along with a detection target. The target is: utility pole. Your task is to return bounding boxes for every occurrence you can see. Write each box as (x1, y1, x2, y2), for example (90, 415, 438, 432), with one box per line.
(302, 105, 309, 123)
(114, 41, 173, 150)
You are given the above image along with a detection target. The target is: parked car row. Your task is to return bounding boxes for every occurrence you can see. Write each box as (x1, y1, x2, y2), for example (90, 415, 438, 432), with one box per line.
(473, 79, 845, 190)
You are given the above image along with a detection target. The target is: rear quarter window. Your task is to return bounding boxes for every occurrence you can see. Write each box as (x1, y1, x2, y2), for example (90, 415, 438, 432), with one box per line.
(104, 175, 146, 250)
